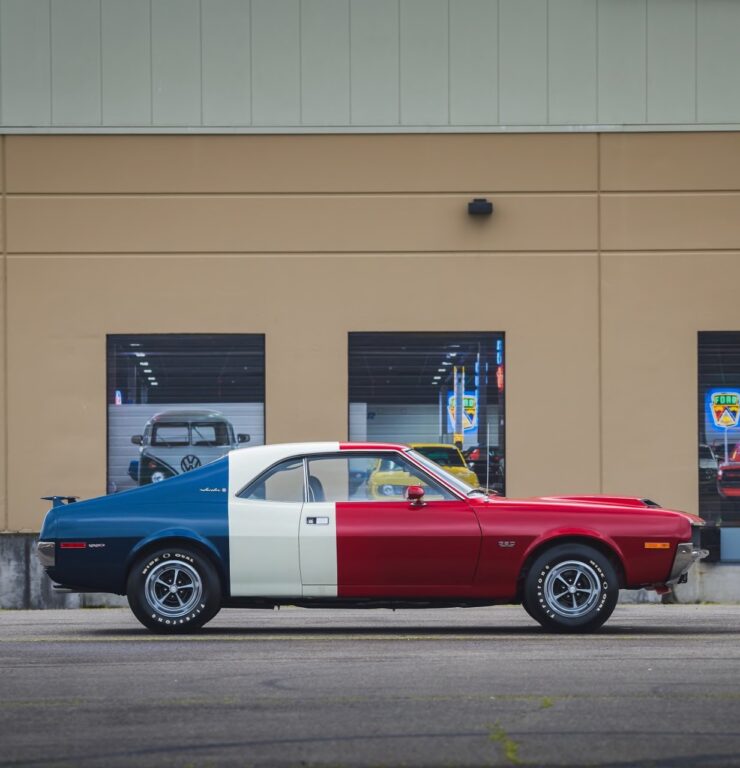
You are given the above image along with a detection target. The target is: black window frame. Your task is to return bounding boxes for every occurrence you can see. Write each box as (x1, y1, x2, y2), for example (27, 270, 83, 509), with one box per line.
(347, 331, 506, 495)
(106, 332, 265, 495)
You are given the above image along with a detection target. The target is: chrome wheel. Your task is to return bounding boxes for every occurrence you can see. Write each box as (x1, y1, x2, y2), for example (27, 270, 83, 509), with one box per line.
(543, 560, 601, 618)
(144, 560, 203, 618)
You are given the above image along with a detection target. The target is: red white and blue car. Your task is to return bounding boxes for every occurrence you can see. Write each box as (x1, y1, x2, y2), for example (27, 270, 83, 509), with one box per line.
(37, 441, 707, 633)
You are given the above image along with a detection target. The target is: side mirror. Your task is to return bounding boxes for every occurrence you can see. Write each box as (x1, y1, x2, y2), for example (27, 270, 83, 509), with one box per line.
(237, 434, 250, 444)
(407, 485, 425, 506)
(131, 435, 143, 445)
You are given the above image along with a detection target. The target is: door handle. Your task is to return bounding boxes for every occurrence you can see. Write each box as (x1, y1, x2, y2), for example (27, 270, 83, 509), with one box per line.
(306, 516, 330, 525)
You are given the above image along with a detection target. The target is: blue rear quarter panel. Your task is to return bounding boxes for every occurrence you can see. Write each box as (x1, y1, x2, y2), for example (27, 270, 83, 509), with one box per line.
(44, 458, 229, 595)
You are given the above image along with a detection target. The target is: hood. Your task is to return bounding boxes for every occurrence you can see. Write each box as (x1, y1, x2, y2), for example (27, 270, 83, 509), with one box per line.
(523, 494, 705, 525)
(538, 494, 661, 508)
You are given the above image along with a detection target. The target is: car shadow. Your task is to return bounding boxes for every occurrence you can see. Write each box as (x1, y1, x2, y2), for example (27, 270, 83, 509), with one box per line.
(85, 622, 740, 638)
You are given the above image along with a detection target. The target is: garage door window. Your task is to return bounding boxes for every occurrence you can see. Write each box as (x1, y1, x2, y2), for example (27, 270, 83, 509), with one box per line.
(698, 332, 740, 561)
(348, 332, 505, 494)
(107, 334, 265, 493)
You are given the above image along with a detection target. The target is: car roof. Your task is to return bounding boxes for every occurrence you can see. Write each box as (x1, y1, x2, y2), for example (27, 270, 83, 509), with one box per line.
(148, 409, 228, 423)
(228, 442, 411, 484)
(340, 442, 410, 452)
(232, 442, 411, 458)
(409, 443, 460, 450)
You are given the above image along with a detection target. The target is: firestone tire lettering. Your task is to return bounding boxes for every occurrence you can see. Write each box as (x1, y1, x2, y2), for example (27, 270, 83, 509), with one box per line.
(127, 546, 221, 633)
(523, 543, 619, 634)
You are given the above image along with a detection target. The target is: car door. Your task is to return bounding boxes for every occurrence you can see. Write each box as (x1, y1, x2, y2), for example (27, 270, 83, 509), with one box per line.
(229, 457, 305, 597)
(300, 452, 482, 598)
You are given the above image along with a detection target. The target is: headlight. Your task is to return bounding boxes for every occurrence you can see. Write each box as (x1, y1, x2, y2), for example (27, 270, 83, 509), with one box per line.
(380, 484, 395, 496)
(151, 471, 167, 483)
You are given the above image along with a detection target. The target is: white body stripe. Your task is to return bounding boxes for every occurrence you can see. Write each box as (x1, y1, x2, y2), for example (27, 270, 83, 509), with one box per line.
(228, 498, 303, 596)
(299, 501, 338, 597)
(227, 443, 340, 597)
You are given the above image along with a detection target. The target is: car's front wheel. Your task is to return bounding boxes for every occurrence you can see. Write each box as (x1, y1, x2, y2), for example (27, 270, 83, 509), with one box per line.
(523, 543, 618, 633)
(127, 546, 221, 632)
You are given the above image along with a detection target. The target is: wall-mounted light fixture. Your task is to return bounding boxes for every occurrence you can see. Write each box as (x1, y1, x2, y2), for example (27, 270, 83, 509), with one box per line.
(467, 198, 493, 216)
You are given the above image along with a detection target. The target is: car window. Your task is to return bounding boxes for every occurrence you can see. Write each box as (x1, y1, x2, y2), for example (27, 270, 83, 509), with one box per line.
(378, 457, 406, 472)
(414, 446, 465, 467)
(151, 424, 189, 446)
(407, 450, 476, 496)
(239, 458, 305, 503)
(191, 422, 231, 447)
(306, 453, 456, 503)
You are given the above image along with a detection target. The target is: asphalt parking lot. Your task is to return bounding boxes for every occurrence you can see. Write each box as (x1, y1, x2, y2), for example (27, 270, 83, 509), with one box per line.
(1, 604, 740, 767)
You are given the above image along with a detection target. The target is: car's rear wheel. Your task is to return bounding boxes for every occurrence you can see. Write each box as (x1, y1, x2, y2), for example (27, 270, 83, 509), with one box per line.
(127, 546, 221, 633)
(524, 543, 618, 633)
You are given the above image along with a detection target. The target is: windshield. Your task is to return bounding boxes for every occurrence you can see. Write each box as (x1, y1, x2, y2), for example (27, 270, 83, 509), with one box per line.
(191, 422, 232, 447)
(406, 449, 477, 494)
(414, 445, 466, 467)
(149, 421, 232, 447)
(151, 423, 189, 447)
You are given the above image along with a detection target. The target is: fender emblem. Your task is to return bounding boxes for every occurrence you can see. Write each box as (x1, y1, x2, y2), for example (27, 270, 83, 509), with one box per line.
(497, 540, 516, 548)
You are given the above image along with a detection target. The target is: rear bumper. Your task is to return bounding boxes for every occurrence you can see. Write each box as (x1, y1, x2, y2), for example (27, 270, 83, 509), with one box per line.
(36, 540, 55, 568)
(718, 484, 740, 498)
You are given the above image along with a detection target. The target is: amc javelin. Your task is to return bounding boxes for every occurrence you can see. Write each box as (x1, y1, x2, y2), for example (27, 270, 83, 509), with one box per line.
(37, 442, 707, 633)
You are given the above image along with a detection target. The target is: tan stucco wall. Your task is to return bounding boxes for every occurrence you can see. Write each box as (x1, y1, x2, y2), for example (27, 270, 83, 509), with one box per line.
(2, 132, 739, 530)
(1, 138, 6, 532)
(599, 133, 740, 514)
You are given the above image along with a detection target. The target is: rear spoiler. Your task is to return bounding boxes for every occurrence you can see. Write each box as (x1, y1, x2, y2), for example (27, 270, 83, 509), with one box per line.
(41, 496, 79, 508)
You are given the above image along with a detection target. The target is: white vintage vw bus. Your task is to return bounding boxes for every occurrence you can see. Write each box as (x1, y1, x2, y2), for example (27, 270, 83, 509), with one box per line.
(130, 410, 249, 485)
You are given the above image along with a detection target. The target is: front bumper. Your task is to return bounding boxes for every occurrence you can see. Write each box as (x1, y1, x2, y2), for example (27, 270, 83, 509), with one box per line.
(667, 541, 708, 585)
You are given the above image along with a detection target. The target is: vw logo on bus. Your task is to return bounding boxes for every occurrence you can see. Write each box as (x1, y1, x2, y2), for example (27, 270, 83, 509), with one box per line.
(180, 455, 202, 472)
